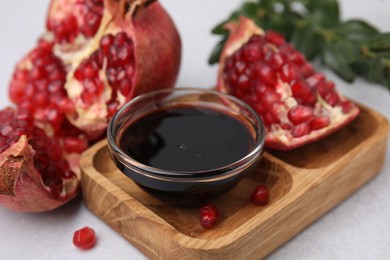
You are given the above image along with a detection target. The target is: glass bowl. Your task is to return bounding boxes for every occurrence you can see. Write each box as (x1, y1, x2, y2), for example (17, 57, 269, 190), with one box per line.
(107, 88, 265, 204)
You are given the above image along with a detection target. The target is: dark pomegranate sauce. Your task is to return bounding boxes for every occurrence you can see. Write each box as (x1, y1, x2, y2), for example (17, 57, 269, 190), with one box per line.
(119, 105, 255, 172)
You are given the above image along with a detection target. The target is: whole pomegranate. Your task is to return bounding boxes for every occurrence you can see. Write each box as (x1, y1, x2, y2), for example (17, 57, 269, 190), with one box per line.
(0, 108, 79, 212)
(3, 0, 181, 212)
(217, 17, 359, 150)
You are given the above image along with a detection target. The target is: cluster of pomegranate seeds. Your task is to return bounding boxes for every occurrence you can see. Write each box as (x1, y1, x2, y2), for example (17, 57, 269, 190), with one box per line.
(9, 40, 73, 133)
(74, 32, 135, 116)
(0, 108, 76, 198)
(73, 226, 96, 250)
(222, 31, 355, 139)
(199, 204, 219, 229)
(47, 0, 103, 43)
(250, 184, 270, 206)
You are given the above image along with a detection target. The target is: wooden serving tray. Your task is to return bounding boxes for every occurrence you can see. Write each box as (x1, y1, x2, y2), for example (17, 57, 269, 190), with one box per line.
(80, 105, 389, 259)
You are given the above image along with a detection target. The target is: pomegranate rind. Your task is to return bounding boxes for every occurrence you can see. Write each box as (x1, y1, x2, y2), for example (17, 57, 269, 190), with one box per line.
(64, 0, 181, 139)
(0, 135, 79, 212)
(217, 17, 360, 151)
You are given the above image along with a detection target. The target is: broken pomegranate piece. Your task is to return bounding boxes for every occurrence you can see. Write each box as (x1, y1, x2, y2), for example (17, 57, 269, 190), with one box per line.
(217, 16, 359, 150)
(0, 108, 79, 212)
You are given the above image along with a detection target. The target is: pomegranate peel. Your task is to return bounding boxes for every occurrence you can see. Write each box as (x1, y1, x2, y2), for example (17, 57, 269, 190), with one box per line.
(217, 17, 359, 150)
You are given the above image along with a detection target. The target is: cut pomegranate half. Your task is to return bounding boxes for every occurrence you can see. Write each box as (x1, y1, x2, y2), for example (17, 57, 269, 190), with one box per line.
(217, 17, 359, 150)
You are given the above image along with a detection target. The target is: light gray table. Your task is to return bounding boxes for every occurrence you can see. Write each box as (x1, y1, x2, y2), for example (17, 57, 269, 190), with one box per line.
(0, 1, 389, 259)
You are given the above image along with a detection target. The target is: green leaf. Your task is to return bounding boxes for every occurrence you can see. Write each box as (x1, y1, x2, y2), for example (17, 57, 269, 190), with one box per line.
(366, 58, 385, 82)
(323, 42, 356, 82)
(365, 33, 390, 51)
(240, 1, 258, 18)
(290, 25, 321, 60)
(211, 21, 228, 35)
(208, 38, 226, 65)
(335, 19, 379, 42)
(308, 0, 340, 27)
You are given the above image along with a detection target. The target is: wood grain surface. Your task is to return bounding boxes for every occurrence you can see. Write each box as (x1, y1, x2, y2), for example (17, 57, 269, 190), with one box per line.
(80, 105, 389, 259)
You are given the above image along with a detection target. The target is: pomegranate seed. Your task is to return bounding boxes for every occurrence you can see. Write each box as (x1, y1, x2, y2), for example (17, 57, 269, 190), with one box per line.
(310, 116, 330, 130)
(341, 101, 354, 113)
(251, 184, 270, 206)
(237, 74, 251, 90)
(63, 137, 89, 154)
(242, 42, 262, 62)
(82, 12, 101, 37)
(291, 80, 316, 105)
(253, 62, 277, 86)
(73, 226, 96, 250)
(235, 61, 246, 74)
(107, 101, 119, 117)
(46, 109, 63, 129)
(199, 204, 219, 229)
(265, 30, 285, 46)
(280, 63, 300, 83)
(325, 92, 341, 107)
(307, 73, 325, 87)
(100, 35, 115, 54)
(261, 89, 281, 107)
(115, 32, 127, 45)
(291, 122, 311, 137)
(0, 125, 13, 136)
(288, 105, 314, 124)
(268, 52, 285, 69)
(301, 63, 315, 77)
(119, 80, 132, 96)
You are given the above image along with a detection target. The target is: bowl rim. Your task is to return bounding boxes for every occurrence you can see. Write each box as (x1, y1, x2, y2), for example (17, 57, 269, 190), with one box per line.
(107, 87, 265, 179)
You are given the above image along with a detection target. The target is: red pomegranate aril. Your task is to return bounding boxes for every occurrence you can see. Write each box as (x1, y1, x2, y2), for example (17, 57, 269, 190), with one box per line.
(251, 184, 270, 206)
(63, 137, 89, 154)
(237, 75, 250, 90)
(265, 30, 285, 46)
(341, 101, 354, 113)
(291, 80, 316, 105)
(310, 116, 330, 130)
(292, 122, 311, 137)
(199, 204, 219, 229)
(307, 73, 325, 88)
(261, 89, 281, 107)
(301, 63, 315, 77)
(242, 43, 262, 62)
(82, 12, 101, 37)
(325, 92, 341, 107)
(100, 35, 114, 54)
(288, 105, 314, 124)
(253, 62, 277, 86)
(280, 63, 300, 83)
(73, 226, 96, 250)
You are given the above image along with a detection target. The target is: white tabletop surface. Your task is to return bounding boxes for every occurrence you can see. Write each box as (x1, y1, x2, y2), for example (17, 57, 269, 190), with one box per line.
(0, 0, 389, 259)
